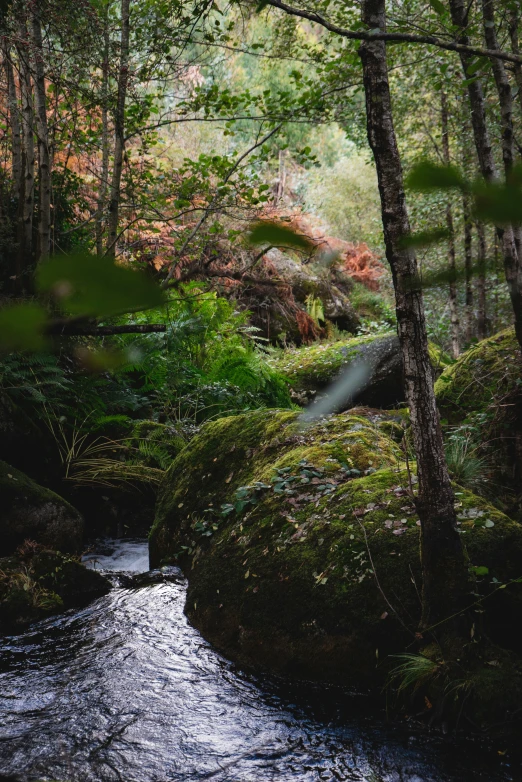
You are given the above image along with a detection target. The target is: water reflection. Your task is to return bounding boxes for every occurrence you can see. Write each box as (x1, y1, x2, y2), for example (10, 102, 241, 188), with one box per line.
(0, 541, 517, 781)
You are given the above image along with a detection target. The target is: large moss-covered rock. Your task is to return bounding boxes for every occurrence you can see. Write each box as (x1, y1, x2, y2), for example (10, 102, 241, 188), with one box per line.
(435, 328, 522, 517)
(152, 440, 522, 684)
(270, 334, 449, 409)
(0, 461, 83, 556)
(435, 328, 520, 421)
(150, 408, 402, 567)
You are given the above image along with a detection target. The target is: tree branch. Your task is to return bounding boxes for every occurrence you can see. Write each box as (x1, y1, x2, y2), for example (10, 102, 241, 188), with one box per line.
(46, 322, 167, 336)
(262, 0, 522, 65)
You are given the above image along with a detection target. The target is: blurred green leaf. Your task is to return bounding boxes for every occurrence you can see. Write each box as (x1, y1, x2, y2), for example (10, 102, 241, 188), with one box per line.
(473, 182, 522, 226)
(248, 221, 313, 250)
(407, 258, 496, 290)
(407, 162, 466, 191)
(0, 303, 48, 353)
(400, 227, 450, 248)
(37, 254, 166, 318)
(74, 346, 129, 372)
(429, 0, 446, 15)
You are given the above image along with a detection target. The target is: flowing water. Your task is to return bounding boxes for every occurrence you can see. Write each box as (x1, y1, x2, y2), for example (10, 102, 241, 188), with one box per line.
(0, 540, 518, 782)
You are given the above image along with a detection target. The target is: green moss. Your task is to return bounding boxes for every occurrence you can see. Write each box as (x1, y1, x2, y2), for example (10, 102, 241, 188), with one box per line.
(150, 409, 401, 567)
(349, 282, 395, 324)
(435, 327, 520, 423)
(435, 328, 522, 518)
(428, 343, 452, 375)
(151, 406, 522, 686)
(269, 334, 394, 392)
(178, 465, 522, 685)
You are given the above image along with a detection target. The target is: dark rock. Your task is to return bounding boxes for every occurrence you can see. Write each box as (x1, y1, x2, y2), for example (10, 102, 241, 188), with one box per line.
(0, 461, 84, 556)
(271, 334, 449, 410)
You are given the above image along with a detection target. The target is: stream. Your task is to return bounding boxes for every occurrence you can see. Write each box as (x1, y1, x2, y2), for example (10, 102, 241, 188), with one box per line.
(0, 539, 518, 782)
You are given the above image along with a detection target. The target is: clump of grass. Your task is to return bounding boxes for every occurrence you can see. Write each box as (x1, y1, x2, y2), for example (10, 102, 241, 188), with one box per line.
(388, 653, 440, 694)
(444, 432, 491, 493)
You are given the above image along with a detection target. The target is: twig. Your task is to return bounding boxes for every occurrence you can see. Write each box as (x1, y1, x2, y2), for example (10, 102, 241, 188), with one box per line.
(162, 123, 283, 286)
(354, 516, 415, 637)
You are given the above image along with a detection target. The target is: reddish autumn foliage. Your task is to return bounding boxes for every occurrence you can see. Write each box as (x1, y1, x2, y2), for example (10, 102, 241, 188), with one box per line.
(341, 243, 384, 291)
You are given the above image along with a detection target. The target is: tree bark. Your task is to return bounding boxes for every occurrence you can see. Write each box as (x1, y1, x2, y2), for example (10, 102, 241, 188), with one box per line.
(17, 17, 35, 266)
(476, 221, 488, 340)
(30, 2, 51, 261)
(359, 0, 470, 632)
(441, 89, 460, 358)
(96, 0, 111, 256)
(449, 0, 522, 349)
(106, 0, 130, 257)
(508, 3, 522, 123)
(3, 44, 22, 194)
(463, 194, 474, 344)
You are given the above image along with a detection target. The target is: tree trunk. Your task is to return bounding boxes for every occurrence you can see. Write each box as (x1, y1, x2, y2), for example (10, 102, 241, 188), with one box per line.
(449, 0, 522, 349)
(463, 194, 474, 344)
(3, 44, 22, 195)
(30, 3, 51, 261)
(106, 0, 130, 257)
(508, 4, 522, 123)
(476, 221, 488, 340)
(96, 0, 111, 256)
(359, 0, 470, 632)
(441, 89, 460, 358)
(17, 17, 35, 266)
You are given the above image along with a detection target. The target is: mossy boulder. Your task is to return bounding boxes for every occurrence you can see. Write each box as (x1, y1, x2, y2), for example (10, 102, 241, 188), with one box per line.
(270, 334, 449, 409)
(153, 442, 522, 685)
(0, 461, 83, 556)
(435, 328, 520, 421)
(435, 328, 522, 517)
(0, 547, 109, 632)
(150, 408, 402, 567)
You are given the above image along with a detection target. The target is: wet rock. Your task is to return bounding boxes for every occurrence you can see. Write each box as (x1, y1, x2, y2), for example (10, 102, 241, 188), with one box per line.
(0, 548, 110, 632)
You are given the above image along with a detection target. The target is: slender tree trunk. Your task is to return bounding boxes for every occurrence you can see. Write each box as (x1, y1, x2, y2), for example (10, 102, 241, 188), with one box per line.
(449, 0, 522, 349)
(106, 0, 130, 257)
(463, 194, 474, 344)
(96, 0, 111, 256)
(3, 45, 22, 194)
(17, 18, 35, 266)
(30, 2, 51, 261)
(359, 0, 470, 632)
(508, 4, 522, 124)
(476, 221, 488, 340)
(441, 89, 460, 358)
